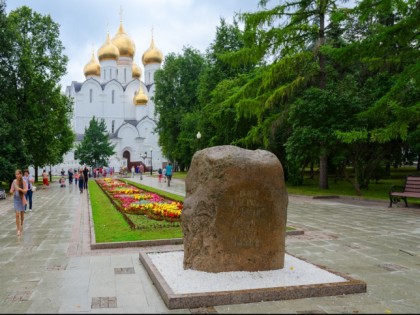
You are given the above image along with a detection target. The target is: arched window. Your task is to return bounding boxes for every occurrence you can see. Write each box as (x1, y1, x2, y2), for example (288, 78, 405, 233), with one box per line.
(124, 68, 127, 82)
(89, 89, 93, 103)
(112, 90, 115, 104)
(109, 69, 112, 79)
(112, 120, 115, 133)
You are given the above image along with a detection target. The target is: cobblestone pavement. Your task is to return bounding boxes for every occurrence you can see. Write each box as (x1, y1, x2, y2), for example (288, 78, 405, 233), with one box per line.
(0, 175, 419, 313)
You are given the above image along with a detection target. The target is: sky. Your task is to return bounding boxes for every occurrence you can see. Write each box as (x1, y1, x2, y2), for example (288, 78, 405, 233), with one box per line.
(5, 0, 261, 91)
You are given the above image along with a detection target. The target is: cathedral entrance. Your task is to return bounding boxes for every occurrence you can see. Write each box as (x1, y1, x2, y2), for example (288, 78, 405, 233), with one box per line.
(123, 150, 133, 170)
(123, 150, 146, 171)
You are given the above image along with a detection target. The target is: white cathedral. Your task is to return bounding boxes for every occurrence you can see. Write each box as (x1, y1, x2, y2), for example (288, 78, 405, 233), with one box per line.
(61, 20, 166, 173)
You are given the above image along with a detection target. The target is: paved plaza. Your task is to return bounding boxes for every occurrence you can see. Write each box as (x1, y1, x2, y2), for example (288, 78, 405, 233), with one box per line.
(0, 174, 419, 313)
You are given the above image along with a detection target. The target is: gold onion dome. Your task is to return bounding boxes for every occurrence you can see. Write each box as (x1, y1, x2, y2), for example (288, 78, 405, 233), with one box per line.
(142, 37, 163, 65)
(132, 62, 141, 79)
(83, 51, 100, 77)
(98, 32, 120, 61)
(134, 86, 148, 105)
(112, 22, 135, 58)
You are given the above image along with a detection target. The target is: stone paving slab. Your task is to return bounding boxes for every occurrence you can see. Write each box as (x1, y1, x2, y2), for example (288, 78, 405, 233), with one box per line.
(0, 175, 419, 313)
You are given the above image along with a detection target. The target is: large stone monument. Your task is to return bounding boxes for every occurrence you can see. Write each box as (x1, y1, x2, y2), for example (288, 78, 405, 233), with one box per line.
(182, 145, 288, 272)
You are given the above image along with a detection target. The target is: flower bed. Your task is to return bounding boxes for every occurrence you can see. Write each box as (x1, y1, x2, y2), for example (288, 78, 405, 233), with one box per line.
(96, 178, 183, 224)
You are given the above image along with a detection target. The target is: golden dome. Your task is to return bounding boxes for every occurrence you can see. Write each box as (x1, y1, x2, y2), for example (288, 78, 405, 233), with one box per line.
(112, 22, 135, 58)
(98, 32, 119, 61)
(83, 51, 100, 77)
(133, 86, 148, 105)
(132, 62, 141, 79)
(142, 37, 163, 65)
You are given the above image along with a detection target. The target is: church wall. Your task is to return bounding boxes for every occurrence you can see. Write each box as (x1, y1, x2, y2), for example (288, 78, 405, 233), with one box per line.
(75, 81, 102, 133)
(144, 63, 160, 85)
(136, 119, 164, 169)
(102, 82, 125, 131)
(100, 59, 118, 82)
(121, 91, 135, 120)
(117, 57, 133, 84)
(147, 86, 156, 120)
(118, 124, 141, 162)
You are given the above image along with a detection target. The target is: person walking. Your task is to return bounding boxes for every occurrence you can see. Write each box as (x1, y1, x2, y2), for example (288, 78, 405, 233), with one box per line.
(68, 168, 73, 184)
(165, 163, 173, 187)
(139, 164, 144, 180)
(74, 170, 79, 186)
(78, 170, 84, 193)
(162, 167, 167, 183)
(131, 165, 135, 178)
(83, 167, 89, 190)
(23, 169, 35, 212)
(158, 168, 163, 183)
(10, 169, 28, 236)
(42, 169, 49, 188)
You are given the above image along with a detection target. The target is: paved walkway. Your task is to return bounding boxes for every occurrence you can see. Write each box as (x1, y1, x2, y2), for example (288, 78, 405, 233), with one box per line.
(0, 175, 419, 313)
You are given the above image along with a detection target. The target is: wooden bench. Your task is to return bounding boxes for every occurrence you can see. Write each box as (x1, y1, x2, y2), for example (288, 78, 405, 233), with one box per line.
(389, 175, 420, 207)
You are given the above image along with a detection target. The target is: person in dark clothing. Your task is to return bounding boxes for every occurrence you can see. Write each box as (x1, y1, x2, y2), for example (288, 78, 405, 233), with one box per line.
(78, 170, 84, 193)
(83, 167, 89, 190)
(68, 168, 73, 184)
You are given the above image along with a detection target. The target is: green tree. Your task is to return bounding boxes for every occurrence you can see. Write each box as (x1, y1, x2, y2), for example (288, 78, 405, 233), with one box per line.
(0, 0, 28, 183)
(154, 46, 206, 170)
(75, 117, 115, 168)
(327, 0, 420, 188)
(4, 5, 74, 181)
(196, 17, 257, 149)
(218, 0, 351, 188)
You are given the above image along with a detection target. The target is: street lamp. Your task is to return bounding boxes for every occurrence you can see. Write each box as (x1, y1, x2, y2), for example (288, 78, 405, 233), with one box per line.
(150, 147, 153, 175)
(196, 131, 202, 150)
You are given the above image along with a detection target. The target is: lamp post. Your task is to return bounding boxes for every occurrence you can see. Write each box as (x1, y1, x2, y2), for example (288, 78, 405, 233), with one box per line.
(150, 148, 153, 175)
(196, 131, 202, 150)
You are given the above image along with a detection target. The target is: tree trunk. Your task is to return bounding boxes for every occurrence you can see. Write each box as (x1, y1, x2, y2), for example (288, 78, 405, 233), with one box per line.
(34, 166, 39, 183)
(319, 154, 329, 189)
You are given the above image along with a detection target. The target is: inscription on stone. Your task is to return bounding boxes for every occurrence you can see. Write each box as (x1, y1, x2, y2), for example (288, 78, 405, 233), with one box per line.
(217, 185, 276, 252)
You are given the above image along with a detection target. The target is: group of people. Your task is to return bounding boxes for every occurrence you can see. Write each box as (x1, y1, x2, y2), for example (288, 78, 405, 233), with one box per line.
(65, 167, 90, 193)
(128, 162, 173, 186)
(131, 164, 145, 180)
(51, 167, 91, 193)
(91, 166, 114, 178)
(9, 162, 174, 236)
(158, 162, 173, 186)
(10, 166, 93, 237)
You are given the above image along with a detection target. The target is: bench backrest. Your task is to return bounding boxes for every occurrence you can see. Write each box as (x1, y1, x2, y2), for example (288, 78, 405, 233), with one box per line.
(404, 175, 420, 193)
